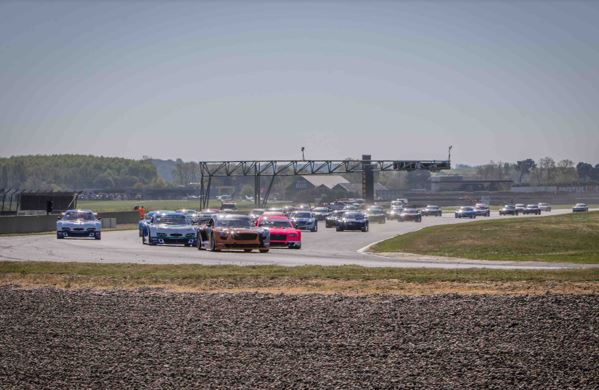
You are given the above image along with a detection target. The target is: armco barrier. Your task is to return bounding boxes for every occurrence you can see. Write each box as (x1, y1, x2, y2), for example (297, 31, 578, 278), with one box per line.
(0, 211, 139, 234)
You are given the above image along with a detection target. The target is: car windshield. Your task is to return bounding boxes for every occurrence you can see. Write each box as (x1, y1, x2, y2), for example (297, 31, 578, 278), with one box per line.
(155, 215, 188, 225)
(176, 209, 197, 215)
(344, 212, 364, 219)
(63, 211, 95, 221)
(292, 212, 312, 218)
(259, 219, 292, 228)
(504, 205, 514, 209)
(313, 208, 328, 212)
(426, 206, 439, 209)
(461, 207, 473, 211)
(216, 217, 252, 228)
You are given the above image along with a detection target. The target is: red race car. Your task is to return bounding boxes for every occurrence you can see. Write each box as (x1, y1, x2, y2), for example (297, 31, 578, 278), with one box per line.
(256, 215, 302, 249)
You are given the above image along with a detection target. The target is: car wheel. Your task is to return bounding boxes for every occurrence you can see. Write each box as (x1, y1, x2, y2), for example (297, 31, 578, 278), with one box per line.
(95, 233, 101, 240)
(259, 249, 269, 253)
(57, 232, 64, 239)
(336, 226, 343, 232)
(243, 249, 252, 253)
(294, 243, 301, 249)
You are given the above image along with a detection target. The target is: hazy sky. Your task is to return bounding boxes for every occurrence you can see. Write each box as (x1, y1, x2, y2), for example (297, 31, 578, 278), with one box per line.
(1, 1, 598, 165)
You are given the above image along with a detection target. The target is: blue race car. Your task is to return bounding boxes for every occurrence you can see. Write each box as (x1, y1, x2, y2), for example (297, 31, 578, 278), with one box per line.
(138, 210, 174, 237)
(142, 212, 197, 246)
(454, 206, 477, 219)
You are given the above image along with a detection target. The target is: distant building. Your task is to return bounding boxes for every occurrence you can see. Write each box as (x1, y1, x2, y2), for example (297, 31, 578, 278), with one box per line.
(333, 182, 389, 198)
(430, 176, 513, 192)
(290, 175, 351, 191)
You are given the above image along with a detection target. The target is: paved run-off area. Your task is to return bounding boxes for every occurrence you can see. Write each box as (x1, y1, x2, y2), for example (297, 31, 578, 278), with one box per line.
(0, 287, 597, 389)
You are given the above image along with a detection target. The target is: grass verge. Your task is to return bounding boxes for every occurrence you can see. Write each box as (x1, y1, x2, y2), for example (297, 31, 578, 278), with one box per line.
(372, 211, 599, 264)
(1, 261, 598, 295)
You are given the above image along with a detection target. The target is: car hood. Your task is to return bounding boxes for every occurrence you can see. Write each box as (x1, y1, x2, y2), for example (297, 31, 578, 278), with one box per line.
(153, 224, 195, 233)
(58, 220, 99, 227)
(264, 227, 299, 234)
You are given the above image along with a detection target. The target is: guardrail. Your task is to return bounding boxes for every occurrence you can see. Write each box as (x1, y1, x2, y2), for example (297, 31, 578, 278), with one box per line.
(0, 211, 138, 234)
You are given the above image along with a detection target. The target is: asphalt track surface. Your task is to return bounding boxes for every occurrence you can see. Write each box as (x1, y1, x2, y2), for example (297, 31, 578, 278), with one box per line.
(0, 210, 592, 269)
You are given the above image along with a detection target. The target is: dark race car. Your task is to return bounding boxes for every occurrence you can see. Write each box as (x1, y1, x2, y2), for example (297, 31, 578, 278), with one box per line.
(474, 203, 491, 217)
(420, 205, 442, 217)
(398, 208, 422, 222)
(336, 211, 369, 232)
(365, 206, 386, 224)
(325, 210, 346, 228)
(521, 204, 541, 215)
(499, 204, 518, 216)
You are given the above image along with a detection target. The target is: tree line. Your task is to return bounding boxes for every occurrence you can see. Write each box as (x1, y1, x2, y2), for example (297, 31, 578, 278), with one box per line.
(474, 157, 599, 186)
(0, 155, 162, 191)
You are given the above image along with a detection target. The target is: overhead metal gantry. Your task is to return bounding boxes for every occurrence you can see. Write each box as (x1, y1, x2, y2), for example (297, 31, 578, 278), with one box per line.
(198, 158, 451, 208)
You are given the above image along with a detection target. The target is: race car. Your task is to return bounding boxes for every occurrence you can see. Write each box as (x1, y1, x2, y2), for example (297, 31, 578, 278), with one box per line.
(197, 214, 269, 252)
(57, 209, 102, 240)
(474, 203, 491, 217)
(386, 206, 404, 221)
(312, 207, 332, 221)
(176, 209, 200, 224)
(420, 205, 442, 217)
(325, 210, 345, 228)
(336, 211, 369, 232)
(454, 206, 477, 219)
(256, 215, 302, 249)
(142, 212, 197, 246)
(572, 203, 589, 212)
(289, 211, 318, 232)
(499, 204, 518, 216)
(521, 204, 541, 215)
(138, 210, 173, 237)
(398, 208, 422, 222)
(365, 206, 386, 224)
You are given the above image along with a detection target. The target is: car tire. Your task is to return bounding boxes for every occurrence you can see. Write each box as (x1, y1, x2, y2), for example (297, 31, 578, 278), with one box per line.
(57, 232, 64, 239)
(336, 226, 343, 232)
(244, 249, 252, 253)
(259, 249, 269, 253)
(95, 233, 101, 240)
(294, 243, 301, 249)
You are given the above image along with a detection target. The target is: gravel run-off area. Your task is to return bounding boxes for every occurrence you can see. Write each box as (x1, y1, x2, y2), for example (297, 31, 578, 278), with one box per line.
(1, 287, 598, 389)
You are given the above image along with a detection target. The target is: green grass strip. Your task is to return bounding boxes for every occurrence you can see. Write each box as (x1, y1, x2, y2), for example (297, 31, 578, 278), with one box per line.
(1, 261, 598, 283)
(372, 211, 599, 264)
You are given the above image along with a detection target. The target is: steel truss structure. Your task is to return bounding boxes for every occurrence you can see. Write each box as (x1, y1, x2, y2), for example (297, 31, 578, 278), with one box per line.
(198, 159, 450, 208)
(199, 159, 449, 177)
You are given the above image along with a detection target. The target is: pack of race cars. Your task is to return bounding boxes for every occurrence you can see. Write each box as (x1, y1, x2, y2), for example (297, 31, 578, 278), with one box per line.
(56, 199, 584, 252)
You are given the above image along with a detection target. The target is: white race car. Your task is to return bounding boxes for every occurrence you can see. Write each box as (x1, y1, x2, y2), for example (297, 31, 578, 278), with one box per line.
(57, 209, 102, 240)
(142, 212, 197, 246)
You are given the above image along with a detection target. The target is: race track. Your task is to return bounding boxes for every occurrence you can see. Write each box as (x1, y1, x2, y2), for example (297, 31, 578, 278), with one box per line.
(0, 210, 592, 269)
